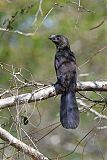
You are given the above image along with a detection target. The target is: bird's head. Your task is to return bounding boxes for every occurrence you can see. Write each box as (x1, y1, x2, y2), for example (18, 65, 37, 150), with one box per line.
(49, 34, 70, 49)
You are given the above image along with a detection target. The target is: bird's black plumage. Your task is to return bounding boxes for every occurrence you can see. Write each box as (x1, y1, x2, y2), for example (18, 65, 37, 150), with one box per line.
(49, 34, 79, 129)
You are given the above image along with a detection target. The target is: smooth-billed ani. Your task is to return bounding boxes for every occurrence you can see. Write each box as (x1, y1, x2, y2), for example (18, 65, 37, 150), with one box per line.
(49, 34, 79, 129)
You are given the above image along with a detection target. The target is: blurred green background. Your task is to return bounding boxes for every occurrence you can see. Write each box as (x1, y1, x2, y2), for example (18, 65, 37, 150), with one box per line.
(0, 0, 107, 159)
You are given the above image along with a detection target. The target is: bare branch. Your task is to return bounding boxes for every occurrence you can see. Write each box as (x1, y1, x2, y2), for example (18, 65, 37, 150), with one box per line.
(78, 99, 107, 120)
(0, 81, 107, 109)
(77, 81, 107, 91)
(0, 27, 35, 36)
(79, 45, 107, 69)
(90, 17, 107, 30)
(32, 0, 43, 26)
(0, 126, 48, 160)
(0, 3, 55, 37)
(71, 1, 95, 13)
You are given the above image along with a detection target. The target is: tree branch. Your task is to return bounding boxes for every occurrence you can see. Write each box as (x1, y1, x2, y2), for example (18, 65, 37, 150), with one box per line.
(77, 81, 107, 91)
(0, 126, 48, 160)
(0, 81, 107, 109)
(0, 81, 107, 159)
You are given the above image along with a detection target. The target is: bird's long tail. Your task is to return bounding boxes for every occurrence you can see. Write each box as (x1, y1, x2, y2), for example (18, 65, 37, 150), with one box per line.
(60, 91, 79, 129)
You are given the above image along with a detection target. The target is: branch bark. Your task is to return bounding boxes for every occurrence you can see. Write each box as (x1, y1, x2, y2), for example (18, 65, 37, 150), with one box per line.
(0, 126, 48, 160)
(0, 81, 107, 109)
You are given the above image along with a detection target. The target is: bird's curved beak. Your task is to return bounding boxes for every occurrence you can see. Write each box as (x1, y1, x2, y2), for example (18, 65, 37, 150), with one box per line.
(48, 35, 56, 41)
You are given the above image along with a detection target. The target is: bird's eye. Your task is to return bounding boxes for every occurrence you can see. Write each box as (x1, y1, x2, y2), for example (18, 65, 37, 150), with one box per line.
(56, 37, 60, 41)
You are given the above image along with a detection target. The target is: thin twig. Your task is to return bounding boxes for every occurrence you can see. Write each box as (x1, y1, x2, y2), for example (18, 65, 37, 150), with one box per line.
(50, 125, 97, 159)
(78, 99, 107, 120)
(79, 45, 107, 69)
(32, 0, 43, 26)
(90, 17, 107, 30)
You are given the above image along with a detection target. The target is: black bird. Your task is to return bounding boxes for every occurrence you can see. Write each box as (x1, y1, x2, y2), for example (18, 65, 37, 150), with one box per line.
(49, 34, 79, 129)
